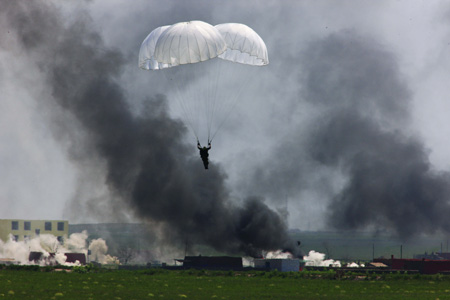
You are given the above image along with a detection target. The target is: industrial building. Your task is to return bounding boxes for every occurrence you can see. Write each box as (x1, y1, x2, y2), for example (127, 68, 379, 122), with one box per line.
(254, 258, 301, 272)
(374, 255, 450, 274)
(0, 219, 69, 243)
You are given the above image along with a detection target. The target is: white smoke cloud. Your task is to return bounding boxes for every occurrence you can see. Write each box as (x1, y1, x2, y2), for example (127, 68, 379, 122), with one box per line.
(65, 231, 88, 253)
(244, 249, 297, 267)
(263, 249, 293, 259)
(347, 262, 359, 268)
(0, 236, 32, 264)
(0, 231, 117, 266)
(242, 256, 254, 267)
(88, 238, 118, 264)
(304, 250, 341, 267)
(54, 252, 68, 265)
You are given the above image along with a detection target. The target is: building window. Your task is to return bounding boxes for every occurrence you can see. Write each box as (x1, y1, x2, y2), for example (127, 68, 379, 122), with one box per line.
(11, 221, 19, 230)
(57, 222, 64, 231)
(57, 236, 64, 244)
(24, 221, 31, 231)
(45, 222, 52, 231)
(35, 229, 40, 236)
(13, 235, 19, 242)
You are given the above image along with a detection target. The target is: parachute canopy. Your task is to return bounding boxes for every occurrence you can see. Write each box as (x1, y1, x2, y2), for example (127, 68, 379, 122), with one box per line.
(138, 25, 170, 70)
(138, 20, 269, 142)
(215, 23, 269, 66)
(139, 21, 227, 70)
(139, 21, 268, 70)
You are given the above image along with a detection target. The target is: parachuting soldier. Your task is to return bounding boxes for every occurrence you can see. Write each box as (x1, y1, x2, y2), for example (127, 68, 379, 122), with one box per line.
(197, 140, 211, 169)
(139, 21, 269, 159)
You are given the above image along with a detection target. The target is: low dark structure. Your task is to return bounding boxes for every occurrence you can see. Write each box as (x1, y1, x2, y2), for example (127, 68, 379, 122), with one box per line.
(29, 251, 86, 265)
(29, 251, 46, 264)
(65, 253, 87, 265)
(178, 256, 243, 270)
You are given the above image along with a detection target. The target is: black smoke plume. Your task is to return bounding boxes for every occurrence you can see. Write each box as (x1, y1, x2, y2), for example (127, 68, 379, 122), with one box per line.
(302, 32, 450, 237)
(252, 30, 450, 238)
(2, 1, 295, 256)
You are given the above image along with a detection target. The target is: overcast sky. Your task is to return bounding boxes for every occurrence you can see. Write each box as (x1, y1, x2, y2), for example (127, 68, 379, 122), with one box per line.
(1, 0, 450, 238)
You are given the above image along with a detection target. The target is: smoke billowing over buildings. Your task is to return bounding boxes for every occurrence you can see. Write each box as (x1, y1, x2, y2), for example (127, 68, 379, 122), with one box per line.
(1, 0, 450, 259)
(0, 1, 295, 257)
(246, 31, 450, 238)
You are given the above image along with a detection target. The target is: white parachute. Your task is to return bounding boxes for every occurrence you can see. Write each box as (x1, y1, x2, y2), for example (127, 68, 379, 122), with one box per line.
(138, 25, 170, 70)
(215, 23, 269, 66)
(139, 20, 268, 143)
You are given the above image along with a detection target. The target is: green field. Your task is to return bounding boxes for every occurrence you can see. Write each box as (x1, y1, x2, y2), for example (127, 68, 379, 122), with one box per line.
(1, 267, 450, 299)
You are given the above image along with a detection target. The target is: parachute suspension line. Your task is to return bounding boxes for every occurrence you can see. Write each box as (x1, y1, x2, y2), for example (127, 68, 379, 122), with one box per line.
(205, 63, 213, 143)
(209, 67, 254, 143)
(162, 70, 199, 141)
(176, 82, 200, 141)
(189, 64, 210, 143)
(207, 60, 223, 143)
(204, 62, 212, 143)
(181, 67, 199, 136)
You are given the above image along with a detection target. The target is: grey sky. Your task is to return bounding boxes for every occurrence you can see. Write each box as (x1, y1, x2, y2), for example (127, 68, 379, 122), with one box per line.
(1, 0, 450, 241)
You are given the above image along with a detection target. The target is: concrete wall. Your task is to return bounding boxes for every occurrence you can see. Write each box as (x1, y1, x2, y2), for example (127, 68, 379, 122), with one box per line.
(0, 219, 68, 242)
